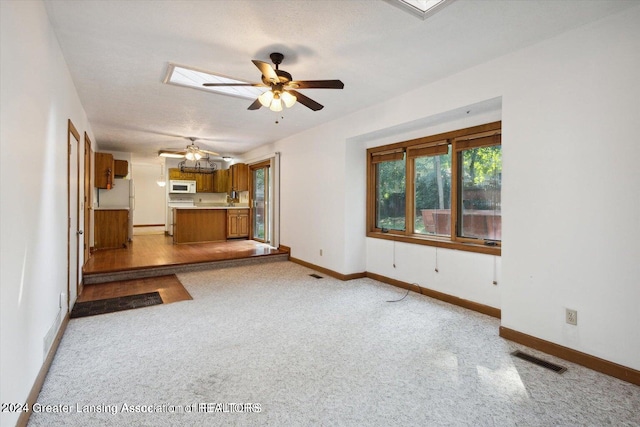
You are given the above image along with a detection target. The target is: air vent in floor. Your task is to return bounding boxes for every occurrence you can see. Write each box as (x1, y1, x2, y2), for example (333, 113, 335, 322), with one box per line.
(309, 273, 323, 279)
(511, 350, 567, 374)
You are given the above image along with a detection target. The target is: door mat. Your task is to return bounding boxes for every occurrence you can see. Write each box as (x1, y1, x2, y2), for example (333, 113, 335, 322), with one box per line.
(70, 292, 163, 318)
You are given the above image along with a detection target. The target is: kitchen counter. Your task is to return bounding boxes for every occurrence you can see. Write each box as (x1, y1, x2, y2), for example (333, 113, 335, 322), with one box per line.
(172, 206, 249, 244)
(173, 204, 249, 210)
(94, 206, 130, 210)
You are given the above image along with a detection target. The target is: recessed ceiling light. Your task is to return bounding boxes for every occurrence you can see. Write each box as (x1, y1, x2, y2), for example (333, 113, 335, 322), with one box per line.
(163, 63, 266, 100)
(384, 0, 453, 19)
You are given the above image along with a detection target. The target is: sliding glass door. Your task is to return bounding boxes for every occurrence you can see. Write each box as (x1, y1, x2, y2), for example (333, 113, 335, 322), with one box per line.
(251, 161, 270, 243)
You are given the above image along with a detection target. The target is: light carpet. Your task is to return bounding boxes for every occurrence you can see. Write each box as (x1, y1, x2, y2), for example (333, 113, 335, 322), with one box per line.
(29, 261, 639, 426)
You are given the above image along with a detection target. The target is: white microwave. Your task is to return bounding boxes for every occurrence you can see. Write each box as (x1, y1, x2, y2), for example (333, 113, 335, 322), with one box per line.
(169, 180, 196, 194)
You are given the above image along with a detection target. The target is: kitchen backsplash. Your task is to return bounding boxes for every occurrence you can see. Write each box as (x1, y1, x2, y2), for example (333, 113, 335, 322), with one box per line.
(194, 193, 227, 204)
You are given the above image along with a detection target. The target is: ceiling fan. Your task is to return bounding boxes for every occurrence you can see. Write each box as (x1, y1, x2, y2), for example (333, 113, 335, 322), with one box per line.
(158, 137, 219, 160)
(203, 52, 344, 112)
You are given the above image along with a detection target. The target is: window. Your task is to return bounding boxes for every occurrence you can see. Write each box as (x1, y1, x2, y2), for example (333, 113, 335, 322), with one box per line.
(457, 141, 501, 241)
(373, 150, 406, 231)
(411, 142, 451, 236)
(367, 122, 501, 255)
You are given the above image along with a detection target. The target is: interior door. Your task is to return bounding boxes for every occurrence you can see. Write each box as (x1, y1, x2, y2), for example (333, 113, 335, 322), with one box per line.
(250, 161, 270, 243)
(67, 120, 81, 310)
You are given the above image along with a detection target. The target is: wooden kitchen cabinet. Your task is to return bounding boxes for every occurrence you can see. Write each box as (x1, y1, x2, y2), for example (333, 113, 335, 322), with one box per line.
(230, 163, 249, 192)
(94, 209, 128, 249)
(195, 173, 214, 193)
(213, 169, 231, 193)
(95, 152, 114, 189)
(169, 168, 181, 180)
(227, 209, 249, 238)
(114, 159, 128, 177)
(168, 168, 196, 181)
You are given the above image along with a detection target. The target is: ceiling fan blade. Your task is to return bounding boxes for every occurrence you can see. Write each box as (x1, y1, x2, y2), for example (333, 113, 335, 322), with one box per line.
(203, 82, 266, 87)
(288, 80, 344, 89)
(252, 60, 279, 84)
(248, 98, 262, 110)
(158, 150, 186, 158)
(288, 90, 324, 111)
(199, 149, 220, 156)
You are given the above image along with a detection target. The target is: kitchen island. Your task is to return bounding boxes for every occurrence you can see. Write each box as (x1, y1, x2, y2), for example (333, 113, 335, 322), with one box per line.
(172, 205, 249, 244)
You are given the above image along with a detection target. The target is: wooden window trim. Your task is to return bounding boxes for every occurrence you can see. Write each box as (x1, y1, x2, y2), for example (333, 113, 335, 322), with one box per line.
(371, 151, 405, 163)
(366, 121, 501, 256)
(452, 131, 501, 246)
(407, 140, 449, 158)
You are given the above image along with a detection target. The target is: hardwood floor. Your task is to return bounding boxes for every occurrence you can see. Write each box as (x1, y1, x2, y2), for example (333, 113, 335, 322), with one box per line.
(80, 235, 287, 303)
(77, 275, 192, 304)
(83, 235, 286, 274)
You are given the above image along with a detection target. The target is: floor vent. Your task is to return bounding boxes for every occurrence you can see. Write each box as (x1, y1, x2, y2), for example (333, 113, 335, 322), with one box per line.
(511, 350, 567, 374)
(309, 273, 323, 279)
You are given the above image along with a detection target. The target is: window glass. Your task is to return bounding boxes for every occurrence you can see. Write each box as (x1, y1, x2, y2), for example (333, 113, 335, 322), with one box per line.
(376, 158, 406, 231)
(459, 145, 502, 240)
(414, 148, 451, 235)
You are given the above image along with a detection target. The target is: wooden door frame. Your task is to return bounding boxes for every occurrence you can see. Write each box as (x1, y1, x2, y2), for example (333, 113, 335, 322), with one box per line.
(249, 160, 270, 243)
(67, 119, 81, 311)
(83, 133, 92, 266)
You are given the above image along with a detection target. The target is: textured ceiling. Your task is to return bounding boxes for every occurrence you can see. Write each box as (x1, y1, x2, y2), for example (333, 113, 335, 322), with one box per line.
(44, 0, 633, 163)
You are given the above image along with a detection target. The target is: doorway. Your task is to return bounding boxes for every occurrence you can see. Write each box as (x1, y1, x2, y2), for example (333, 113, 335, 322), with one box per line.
(250, 161, 270, 244)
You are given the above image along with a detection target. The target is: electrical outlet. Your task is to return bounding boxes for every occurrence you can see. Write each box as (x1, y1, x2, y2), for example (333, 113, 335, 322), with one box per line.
(319, 249, 323, 256)
(566, 308, 577, 325)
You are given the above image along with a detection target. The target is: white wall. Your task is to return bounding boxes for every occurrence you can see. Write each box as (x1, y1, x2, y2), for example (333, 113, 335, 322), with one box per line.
(498, 7, 640, 370)
(0, 1, 95, 426)
(243, 6, 640, 371)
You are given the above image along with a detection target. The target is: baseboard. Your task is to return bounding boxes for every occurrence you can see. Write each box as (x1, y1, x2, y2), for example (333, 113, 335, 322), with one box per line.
(286, 255, 499, 318)
(17, 313, 70, 427)
(134, 224, 164, 227)
(366, 271, 501, 319)
(289, 257, 366, 281)
(278, 244, 291, 253)
(500, 326, 640, 386)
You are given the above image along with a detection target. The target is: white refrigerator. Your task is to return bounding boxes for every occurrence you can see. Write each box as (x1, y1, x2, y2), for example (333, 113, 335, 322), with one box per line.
(97, 178, 135, 241)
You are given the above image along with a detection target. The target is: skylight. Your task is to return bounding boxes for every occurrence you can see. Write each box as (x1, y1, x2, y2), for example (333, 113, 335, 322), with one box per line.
(163, 63, 266, 100)
(384, 0, 452, 19)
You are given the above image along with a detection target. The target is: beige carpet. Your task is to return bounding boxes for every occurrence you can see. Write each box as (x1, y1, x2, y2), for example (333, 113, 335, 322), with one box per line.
(28, 261, 640, 426)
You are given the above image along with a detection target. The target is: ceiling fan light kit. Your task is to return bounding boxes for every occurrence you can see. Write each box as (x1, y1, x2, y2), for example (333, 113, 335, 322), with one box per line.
(203, 52, 344, 112)
(185, 151, 202, 161)
(158, 137, 220, 161)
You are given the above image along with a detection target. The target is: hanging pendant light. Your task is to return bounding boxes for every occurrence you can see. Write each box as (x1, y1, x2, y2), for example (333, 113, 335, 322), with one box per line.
(156, 163, 166, 187)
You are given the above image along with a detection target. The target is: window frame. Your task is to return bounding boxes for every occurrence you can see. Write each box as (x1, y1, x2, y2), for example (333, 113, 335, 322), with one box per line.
(366, 121, 502, 256)
(371, 149, 406, 235)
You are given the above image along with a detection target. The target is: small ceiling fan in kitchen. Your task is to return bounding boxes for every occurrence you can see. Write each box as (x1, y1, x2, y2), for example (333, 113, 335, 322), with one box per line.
(158, 137, 219, 160)
(202, 52, 344, 112)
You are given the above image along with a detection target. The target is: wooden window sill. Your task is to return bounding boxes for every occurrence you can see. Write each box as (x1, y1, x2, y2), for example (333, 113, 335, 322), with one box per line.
(367, 231, 501, 256)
